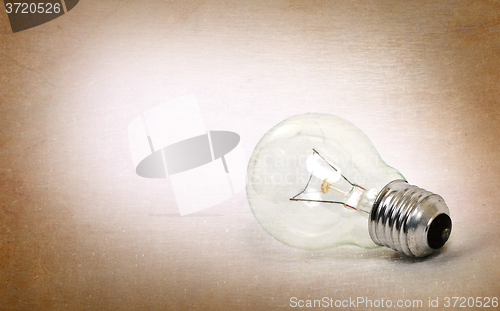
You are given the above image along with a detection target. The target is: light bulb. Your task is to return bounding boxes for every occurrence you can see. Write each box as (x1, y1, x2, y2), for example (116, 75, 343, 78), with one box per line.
(246, 113, 451, 257)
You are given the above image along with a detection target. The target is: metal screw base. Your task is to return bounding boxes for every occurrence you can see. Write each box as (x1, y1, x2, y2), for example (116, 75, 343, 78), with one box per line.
(369, 180, 452, 257)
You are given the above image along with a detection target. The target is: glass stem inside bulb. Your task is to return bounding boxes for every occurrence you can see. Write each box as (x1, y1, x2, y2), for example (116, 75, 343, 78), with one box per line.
(290, 149, 376, 215)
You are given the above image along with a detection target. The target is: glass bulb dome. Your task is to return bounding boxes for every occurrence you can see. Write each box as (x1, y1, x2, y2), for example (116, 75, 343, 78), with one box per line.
(246, 113, 451, 256)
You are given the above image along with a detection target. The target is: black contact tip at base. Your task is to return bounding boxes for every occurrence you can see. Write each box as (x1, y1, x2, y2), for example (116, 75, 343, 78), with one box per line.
(427, 214, 452, 249)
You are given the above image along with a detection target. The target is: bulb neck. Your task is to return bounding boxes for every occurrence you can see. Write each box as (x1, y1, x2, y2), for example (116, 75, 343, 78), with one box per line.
(368, 180, 452, 257)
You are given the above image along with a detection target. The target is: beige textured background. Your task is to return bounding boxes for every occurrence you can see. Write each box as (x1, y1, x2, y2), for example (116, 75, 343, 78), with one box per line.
(1, 1, 499, 310)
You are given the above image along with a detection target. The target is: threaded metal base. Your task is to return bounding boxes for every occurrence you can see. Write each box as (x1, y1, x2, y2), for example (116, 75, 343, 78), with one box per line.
(369, 180, 452, 257)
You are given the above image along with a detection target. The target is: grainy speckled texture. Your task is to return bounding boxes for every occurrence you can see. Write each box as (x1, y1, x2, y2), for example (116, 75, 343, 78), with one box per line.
(1, 1, 499, 310)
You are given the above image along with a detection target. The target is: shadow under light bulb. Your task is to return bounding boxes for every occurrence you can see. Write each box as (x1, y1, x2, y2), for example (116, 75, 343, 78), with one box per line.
(246, 113, 451, 257)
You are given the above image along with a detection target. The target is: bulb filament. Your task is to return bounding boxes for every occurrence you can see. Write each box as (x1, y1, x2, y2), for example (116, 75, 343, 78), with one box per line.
(321, 179, 332, 194)
(290, 149, 367, 212)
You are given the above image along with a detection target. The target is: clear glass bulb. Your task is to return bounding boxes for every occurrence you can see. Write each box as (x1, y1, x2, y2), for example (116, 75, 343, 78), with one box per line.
(246, 113, 451, 257)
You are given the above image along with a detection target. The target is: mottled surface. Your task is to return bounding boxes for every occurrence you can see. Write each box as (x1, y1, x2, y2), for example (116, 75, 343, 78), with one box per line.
(1, 1, 499, 310)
